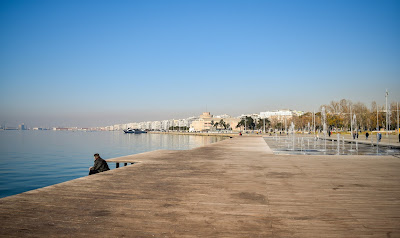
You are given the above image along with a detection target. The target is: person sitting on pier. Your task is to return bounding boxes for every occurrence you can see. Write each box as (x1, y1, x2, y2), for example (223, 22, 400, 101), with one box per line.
(89, 153, 110, 175)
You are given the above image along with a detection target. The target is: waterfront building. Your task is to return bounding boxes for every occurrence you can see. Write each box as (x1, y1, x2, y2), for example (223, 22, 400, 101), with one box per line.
(18, 123, 26, 130)
(190, 112, 213, 131)
(146, 121, 152, 130)
(240, 114, 261, 120)
(259, 109, 304, 120)
(190, 112, 241, 132)
(222, 117, 241, 130)
(151, 121, 162, 130)
(161, 120, 170, 131)
(214, 114, 231, 119)
(185, 116, 198, 127)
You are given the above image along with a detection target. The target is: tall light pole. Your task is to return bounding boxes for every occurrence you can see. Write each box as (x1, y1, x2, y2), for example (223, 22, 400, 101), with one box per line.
(263, 117, 265, 134)
(386, 89, 389, 137)
(284, 116, 287, 134)
(376, 106, 379, 131)
(313, 110, 315, 134)
(397, 102, 399, 140)
(350, 106, 353, 138)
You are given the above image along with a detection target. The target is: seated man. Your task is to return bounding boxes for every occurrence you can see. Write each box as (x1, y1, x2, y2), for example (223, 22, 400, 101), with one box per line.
(89, 153, 110, 175)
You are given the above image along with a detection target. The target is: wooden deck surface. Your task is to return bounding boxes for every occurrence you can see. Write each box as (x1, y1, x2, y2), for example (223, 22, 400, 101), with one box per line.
(0, 137, 399, 237)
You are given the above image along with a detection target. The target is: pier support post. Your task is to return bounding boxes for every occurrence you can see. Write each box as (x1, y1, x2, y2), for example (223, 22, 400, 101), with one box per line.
(116, 163, 119, 168)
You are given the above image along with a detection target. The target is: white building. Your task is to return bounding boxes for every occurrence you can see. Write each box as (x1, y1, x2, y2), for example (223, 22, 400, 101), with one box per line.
(214, 114, 231, 119)
(151, 121, 162, 130)
(161, 120, 171, 130)
(240, 113, 261, 120)
(260, 110, 304, 119)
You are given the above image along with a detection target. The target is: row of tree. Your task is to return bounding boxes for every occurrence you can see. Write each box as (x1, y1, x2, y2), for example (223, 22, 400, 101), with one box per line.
(211, 119, 230, 130)
(236, 116, 271, 131)
(318, 99, 398, 131)
(238, 99, 399, 132)
(169, 126, 189, 131)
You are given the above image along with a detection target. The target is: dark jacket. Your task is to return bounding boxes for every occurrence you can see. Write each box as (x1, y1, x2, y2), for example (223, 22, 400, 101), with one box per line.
(91, 157, 110, 172)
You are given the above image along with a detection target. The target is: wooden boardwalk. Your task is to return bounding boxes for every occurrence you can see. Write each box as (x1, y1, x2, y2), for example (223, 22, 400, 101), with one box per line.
(0, 137, 399, 237)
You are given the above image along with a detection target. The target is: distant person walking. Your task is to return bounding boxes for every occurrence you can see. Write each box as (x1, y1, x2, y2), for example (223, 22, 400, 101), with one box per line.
(366, 132, 369, 140)
(89, 153, 110, 175)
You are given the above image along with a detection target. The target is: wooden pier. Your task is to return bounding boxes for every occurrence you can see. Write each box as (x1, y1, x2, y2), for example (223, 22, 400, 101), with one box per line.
(0, 137, 399, 237)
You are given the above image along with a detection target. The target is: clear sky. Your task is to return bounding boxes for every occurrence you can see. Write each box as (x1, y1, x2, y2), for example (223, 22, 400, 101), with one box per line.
(1, 0, 399, 127)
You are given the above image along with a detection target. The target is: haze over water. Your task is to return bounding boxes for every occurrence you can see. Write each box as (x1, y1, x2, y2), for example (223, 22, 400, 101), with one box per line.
(0, 131, 225, 198)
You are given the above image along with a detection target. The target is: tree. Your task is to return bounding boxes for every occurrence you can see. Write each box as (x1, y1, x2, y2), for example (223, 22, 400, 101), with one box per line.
(236, 116, 254, 130)
(256, 118, 270, 130)
(219, 119, 227, 129)
(214, 122, 219, 130)
(236, 120, 245, 129)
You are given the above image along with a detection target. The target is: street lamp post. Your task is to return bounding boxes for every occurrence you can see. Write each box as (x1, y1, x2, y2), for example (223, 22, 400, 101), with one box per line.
(397, 102, 399, 141)
(350, 106, 353, 139)
(284, 117, 287, 134)
(313, 110, 315, 134)
(263, 118, 265, 134)
(377, 106, 379, 132)
(386, 89, 389, 137)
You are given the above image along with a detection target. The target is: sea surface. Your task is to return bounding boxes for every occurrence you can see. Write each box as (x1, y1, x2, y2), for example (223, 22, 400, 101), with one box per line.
(0, 130, 225, 198)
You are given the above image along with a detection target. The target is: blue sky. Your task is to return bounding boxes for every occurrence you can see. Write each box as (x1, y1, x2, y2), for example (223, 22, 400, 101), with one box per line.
(1, 0, 399, 127)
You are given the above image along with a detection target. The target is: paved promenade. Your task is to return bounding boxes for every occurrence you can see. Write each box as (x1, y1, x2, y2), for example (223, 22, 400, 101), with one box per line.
(0, 137, 399, 237)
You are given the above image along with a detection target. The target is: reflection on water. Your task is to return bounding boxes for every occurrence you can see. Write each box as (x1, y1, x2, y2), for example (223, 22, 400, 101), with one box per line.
(0, 131, 225, 198)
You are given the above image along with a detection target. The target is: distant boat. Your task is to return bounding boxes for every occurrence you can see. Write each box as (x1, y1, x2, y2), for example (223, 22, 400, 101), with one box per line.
(123, 128, 147, 134)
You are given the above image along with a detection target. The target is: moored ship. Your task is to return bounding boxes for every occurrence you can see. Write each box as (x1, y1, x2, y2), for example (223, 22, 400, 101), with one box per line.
(123, 128, 147, 134)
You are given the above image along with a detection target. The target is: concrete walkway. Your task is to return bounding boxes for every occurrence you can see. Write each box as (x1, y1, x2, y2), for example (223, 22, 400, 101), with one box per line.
(0, 137, 399, 237)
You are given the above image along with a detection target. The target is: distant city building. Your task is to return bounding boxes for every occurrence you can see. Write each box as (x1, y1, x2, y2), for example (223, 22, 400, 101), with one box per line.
(260, 110, 304, 120)
(104, 110, 307, 133)
(18, 123, 27, 130)
(190, 112, 213, 131)
(222, 117, 241, 130)
(151, 121, 162, 130)
(190, 112, 240, 132)
(240, 114, 261, 120)
(214, 114, 231, 119)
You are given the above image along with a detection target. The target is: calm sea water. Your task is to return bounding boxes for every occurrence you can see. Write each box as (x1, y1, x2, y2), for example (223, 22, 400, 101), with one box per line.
(0, 130, 225, 198)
